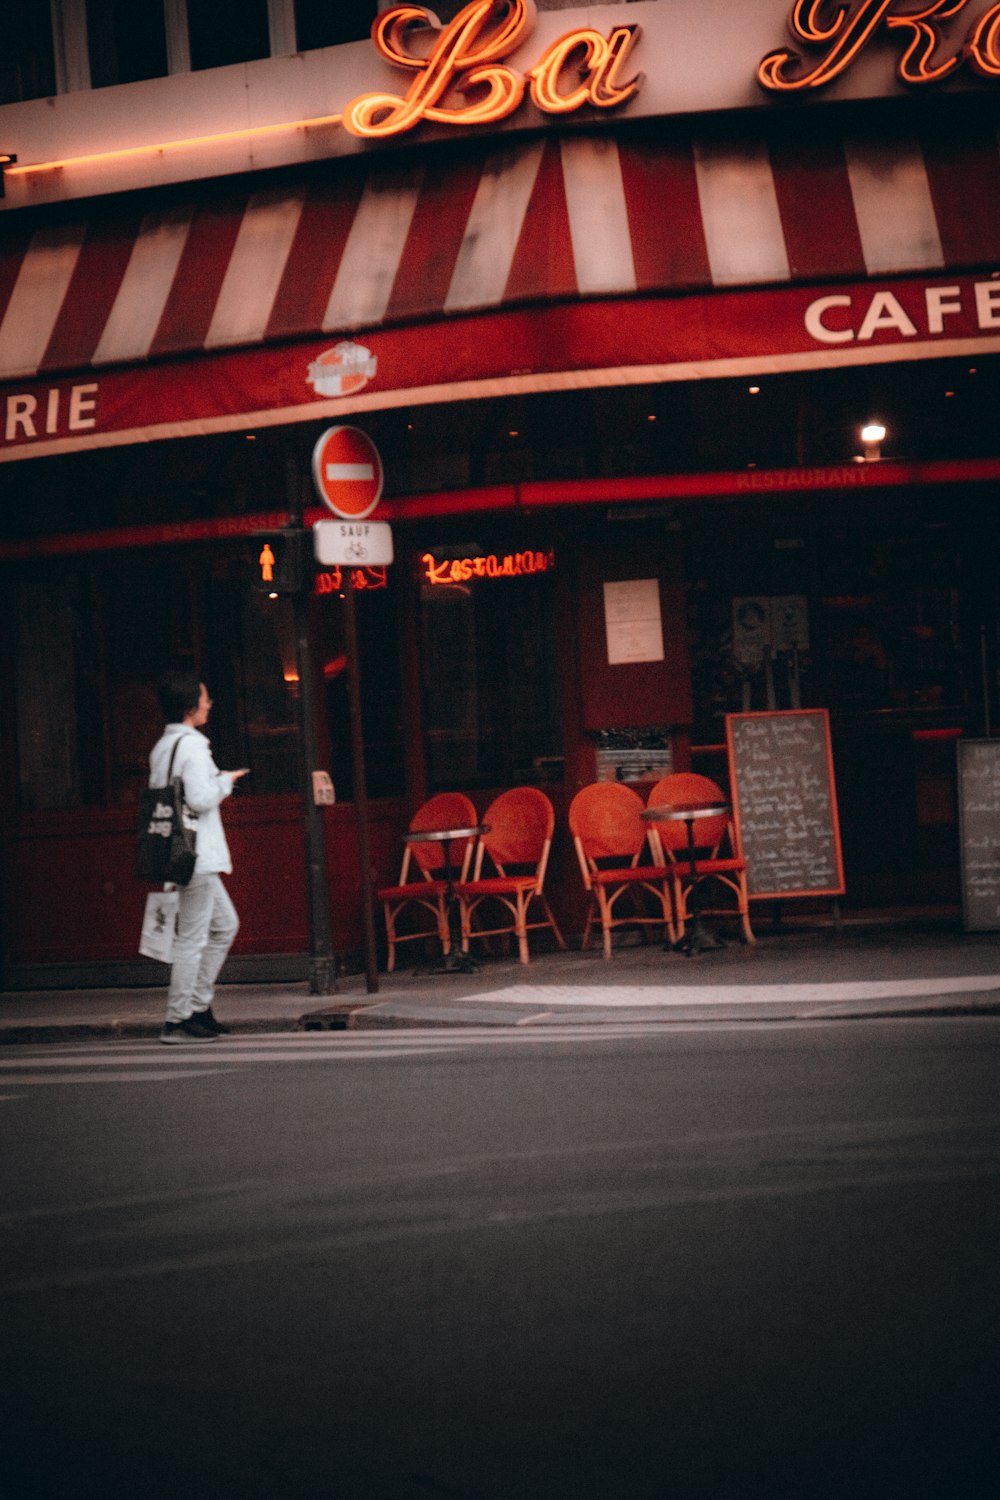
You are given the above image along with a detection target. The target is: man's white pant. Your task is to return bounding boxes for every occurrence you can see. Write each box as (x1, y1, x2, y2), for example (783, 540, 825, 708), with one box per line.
(166, 873, 239, 1023)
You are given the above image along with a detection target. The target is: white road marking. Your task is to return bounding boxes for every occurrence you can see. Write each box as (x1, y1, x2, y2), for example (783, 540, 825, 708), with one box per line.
(471, 975, 1000, 1008)
(1, 1013, 995, 1096)
(0, 1069, 223, 1085)
(0, 1027, 741, 1092)
(0, 1044, 454, 1068)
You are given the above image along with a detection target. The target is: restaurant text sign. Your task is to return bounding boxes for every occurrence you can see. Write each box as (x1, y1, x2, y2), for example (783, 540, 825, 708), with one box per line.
(421, 547, 555, 585)
(342, 0, 643, 138)
(759, 0, 1000, 91)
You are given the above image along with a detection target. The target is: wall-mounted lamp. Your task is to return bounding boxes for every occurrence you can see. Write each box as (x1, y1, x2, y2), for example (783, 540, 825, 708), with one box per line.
(860, 421, 886, 461)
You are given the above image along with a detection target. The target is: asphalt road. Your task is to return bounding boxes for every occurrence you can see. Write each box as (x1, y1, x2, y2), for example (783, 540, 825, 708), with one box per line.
(1, 1018, 998, 1500)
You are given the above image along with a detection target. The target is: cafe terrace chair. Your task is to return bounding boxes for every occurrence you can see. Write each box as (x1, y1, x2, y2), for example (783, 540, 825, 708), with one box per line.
(568, 781, 675, 959)
(454, 787, 567, 965)
(377, 792, 478, 972)
(646, 773, 755, 945)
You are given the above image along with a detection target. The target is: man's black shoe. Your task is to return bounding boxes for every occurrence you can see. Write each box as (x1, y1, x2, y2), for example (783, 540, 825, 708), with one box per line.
(159, 1018, 219, 1044)
(197, 1007, 231, 1035)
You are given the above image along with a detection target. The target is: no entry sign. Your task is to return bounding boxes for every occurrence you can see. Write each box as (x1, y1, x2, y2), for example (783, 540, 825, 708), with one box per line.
(311, 426, 383, 520)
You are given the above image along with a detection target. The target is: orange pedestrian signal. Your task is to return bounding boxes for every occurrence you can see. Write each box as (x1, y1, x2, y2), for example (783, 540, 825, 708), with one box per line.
(252, 531, 306, 596)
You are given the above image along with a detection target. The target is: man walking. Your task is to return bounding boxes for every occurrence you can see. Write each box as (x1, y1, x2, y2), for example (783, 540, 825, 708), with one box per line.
(149, 671, 249, 1043)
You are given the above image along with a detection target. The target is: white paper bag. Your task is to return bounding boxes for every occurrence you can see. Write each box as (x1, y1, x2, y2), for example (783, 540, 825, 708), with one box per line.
(139, 889, 179, 963)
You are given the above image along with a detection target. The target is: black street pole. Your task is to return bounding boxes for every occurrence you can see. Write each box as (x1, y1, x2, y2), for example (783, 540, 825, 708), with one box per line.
(342, 572, 380, 994)
(288, 464, 337, 995)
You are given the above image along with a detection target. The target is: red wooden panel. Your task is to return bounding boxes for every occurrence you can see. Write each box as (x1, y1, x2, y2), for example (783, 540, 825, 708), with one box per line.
(5, 798, 412, 965)
(576, 543, 692, 731)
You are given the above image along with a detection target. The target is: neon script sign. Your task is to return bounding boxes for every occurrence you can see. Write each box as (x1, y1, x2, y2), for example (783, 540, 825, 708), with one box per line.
(342, 0, 643, 138)
(421, 547, 555, 585)
(759, 0, 1000, 90)
(315, 566, 388, 594)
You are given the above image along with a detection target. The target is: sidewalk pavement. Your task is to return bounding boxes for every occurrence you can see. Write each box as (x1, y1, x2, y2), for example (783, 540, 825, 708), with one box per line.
(2, 910, 999, 1043)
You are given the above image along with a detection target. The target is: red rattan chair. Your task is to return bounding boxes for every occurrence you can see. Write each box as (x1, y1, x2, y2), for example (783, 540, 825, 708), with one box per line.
(646, 773, 755, 945)
(455, 787, 567, 965)
(568, 782, 675, 959)
(377, 792, 477, 972)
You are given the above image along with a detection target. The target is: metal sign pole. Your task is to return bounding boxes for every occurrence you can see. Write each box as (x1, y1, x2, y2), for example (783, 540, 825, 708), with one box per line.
(289, 464, 337, 995)
(309, 424, 390, 995)
(342, 572, 380, 994)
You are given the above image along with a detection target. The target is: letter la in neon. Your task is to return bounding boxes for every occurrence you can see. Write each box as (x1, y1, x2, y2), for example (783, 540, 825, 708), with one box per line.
(342, 0, 643, 138)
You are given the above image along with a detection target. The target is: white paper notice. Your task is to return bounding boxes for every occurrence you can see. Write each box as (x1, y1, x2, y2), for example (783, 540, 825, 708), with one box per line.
(603, 579, 665, 665)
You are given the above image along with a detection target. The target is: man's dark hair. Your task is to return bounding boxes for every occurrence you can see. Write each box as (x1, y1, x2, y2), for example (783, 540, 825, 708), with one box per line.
(157, 670, 202, 723)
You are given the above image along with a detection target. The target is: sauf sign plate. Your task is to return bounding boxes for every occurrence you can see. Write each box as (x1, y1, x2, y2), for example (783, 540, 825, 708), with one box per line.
(314, 520, 394, 568)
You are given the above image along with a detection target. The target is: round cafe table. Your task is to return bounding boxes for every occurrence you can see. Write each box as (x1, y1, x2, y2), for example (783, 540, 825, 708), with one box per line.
(405, 824, 490, 973)
(641, 800, 729, 955)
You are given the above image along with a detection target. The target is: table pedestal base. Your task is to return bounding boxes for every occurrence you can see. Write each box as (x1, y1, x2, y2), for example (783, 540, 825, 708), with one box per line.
(672, 917, 725, 956)
(403, 823, 489, 979)
(429, 947, 479, 975)
(642, 800, 732, 962)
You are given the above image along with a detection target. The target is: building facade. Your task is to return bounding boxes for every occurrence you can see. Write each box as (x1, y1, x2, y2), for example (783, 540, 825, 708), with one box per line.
(2, 0, 1000, 982)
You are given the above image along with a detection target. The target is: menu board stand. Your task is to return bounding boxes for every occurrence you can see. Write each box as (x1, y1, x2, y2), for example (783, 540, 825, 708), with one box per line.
(957, 739, 1000, 932)
(725, 709, 846, 909)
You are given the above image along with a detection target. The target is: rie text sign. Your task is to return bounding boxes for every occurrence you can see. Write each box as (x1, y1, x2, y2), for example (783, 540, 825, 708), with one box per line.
(314, 520, 394, 567)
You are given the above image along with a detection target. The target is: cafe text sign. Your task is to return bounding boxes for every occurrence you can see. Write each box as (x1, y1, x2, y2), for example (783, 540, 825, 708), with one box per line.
(759, 0, 1000, 91)
(342, 0, 643, 138)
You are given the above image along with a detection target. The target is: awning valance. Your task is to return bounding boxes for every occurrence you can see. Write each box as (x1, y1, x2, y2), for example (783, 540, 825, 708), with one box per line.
(1, 117, 998, 460)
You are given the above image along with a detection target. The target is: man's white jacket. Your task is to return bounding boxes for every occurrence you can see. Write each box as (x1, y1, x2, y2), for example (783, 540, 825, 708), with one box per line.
(149, 724, 234, 875)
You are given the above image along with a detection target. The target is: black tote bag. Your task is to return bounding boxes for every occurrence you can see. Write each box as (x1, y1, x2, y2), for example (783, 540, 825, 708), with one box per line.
(135, 736, 198, 886)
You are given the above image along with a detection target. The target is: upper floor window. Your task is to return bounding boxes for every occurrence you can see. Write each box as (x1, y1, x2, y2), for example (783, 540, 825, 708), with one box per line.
(293, 0, 378, 51)
(188, 0, 270, 70)
(2, 0, 455, 101)
(86, 0, 168, 88)
(0, 0, 56, 104)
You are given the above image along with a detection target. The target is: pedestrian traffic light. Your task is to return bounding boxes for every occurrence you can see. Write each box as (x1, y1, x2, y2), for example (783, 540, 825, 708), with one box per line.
(253, 529, 307, 596)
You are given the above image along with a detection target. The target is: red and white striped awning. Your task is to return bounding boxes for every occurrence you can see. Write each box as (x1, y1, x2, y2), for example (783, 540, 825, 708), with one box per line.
(1, 116, 999, 460)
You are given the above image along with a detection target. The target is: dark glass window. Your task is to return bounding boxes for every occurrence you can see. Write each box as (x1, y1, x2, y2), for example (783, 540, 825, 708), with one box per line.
(87, 0, 168, 88)
(684, 492, 971, 744)
(0, 0, 56, 104)
(292, 2, 509, 76)
(320, 573, 404, 801)
(188, 0, 270, 70)
(294, 0, 377, 50)
(418, 543, 562, 791)
(12, 549, 300, 811)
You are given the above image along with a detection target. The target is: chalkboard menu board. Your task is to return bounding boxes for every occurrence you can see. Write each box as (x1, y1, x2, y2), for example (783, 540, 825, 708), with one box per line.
(725, 709, 845, 900)
(957, 739, 1000, 932)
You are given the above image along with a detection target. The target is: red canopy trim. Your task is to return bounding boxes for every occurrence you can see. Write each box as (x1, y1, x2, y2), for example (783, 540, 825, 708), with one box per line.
(1, 272, 998, 463)
(0, 114, 996, 413)
(3, 453, 1000, 561)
